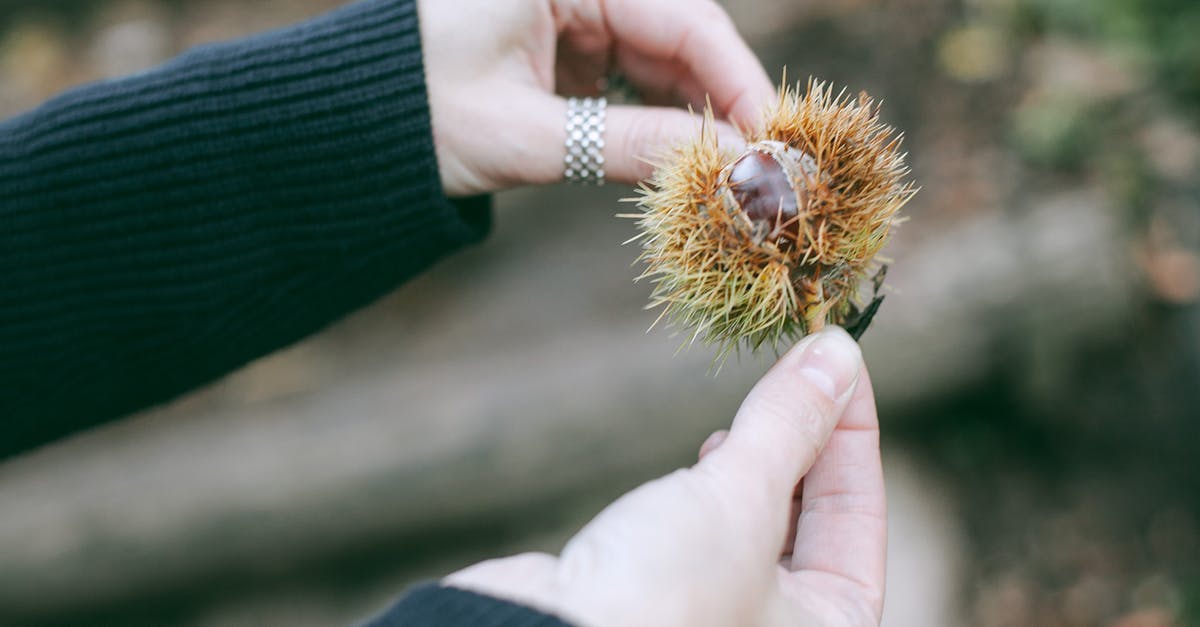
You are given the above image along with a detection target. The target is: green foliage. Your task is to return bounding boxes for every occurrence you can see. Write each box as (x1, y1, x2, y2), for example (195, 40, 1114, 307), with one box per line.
(1019, 0, 1200, 113)
(1009, 93, 1101, 170)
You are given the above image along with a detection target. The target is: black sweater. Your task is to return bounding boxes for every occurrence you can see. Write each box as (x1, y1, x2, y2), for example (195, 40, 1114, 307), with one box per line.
(0, 0, 572, 624)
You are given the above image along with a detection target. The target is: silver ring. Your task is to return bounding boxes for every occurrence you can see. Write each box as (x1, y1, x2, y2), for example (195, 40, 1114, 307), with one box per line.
(565, 96, 607, 186)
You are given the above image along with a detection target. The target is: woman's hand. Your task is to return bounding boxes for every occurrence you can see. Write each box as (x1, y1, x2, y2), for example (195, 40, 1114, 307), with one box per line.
(446, 328, 888, 626)
(417, 0, 776, 196)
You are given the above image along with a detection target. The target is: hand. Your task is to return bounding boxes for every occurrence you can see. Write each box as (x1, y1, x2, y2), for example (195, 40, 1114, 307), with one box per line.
(417, 0, 776, 196)
(446, 328, 887, 626)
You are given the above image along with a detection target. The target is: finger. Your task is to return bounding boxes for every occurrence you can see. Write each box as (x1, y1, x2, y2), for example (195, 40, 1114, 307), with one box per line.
(786, 364, 887, 620)
(601, 0, 775, 129)
(494, 95, 744, 188)
(614, 48, 708, 111)
(712, 328, 863, 512)
(604, 104, 744, 183)
(698, 430, 729, 460)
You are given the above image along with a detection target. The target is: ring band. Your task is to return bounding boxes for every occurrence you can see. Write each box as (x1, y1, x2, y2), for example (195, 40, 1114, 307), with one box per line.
(565, 96, 607, 185)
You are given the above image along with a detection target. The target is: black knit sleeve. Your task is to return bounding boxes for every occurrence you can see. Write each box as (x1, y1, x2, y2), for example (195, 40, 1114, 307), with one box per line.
(0, 0, 490, 458)
(363, 583, 575, 627)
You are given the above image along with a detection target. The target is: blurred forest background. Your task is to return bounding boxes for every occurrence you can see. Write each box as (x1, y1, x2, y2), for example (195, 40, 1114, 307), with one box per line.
(1, 0, 1198, 625)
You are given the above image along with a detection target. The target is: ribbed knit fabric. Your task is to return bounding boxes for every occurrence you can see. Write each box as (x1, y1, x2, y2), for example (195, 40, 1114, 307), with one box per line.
(0, 0, 491, 458)
(364, 584, 575, 627)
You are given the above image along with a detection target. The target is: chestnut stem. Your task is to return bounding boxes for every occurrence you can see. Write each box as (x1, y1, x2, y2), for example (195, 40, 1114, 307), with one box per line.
(805, 302, 828, 333)
(802, 276, 828, 333)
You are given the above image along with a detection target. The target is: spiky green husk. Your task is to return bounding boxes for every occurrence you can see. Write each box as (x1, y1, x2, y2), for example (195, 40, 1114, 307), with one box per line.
(628, 79, 916, 358)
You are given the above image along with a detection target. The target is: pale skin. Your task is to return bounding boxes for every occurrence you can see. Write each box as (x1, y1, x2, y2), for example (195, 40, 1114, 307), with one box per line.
(417, 1, 887, 624)
(419, 0, 775, 196)
(448, 328, 887, 627)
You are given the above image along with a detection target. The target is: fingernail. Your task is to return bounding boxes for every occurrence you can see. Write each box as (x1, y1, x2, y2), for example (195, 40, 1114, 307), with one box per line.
(794, 328, 862, 401)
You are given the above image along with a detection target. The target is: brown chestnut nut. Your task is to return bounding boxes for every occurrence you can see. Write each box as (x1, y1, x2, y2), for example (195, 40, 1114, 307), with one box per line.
(628, 79, 916, 358)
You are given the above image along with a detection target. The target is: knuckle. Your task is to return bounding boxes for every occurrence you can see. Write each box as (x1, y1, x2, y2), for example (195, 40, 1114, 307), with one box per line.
(753, 385, 834, 448)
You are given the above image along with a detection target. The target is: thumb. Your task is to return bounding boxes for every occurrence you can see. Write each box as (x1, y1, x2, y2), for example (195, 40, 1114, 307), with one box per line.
(604, 104, 745, 184)
(712, 328, 863, 508)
